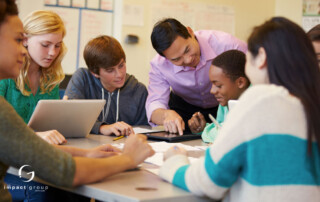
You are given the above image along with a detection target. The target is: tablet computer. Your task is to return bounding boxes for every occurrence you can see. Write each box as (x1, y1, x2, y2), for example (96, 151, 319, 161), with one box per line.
(144, 132, 201, 142)
(28, 99, 105, 138)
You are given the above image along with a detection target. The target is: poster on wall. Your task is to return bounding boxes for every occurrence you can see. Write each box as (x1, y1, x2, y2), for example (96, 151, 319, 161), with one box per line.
(302, 0, 320, 32)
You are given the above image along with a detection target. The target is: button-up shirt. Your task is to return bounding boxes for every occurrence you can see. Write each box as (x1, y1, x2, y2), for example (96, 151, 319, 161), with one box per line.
(146, 30, 247, 123)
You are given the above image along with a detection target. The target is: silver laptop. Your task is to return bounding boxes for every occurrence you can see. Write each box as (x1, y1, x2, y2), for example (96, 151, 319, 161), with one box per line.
(28, 100, 105, 138)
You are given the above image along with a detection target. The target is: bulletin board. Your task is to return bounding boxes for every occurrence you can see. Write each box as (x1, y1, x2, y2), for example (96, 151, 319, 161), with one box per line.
(151, 0, 235, 35)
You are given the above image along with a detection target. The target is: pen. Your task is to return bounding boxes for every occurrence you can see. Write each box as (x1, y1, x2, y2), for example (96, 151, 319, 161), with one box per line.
(113, 135, 124, 141)
(208, 114, 221, 129)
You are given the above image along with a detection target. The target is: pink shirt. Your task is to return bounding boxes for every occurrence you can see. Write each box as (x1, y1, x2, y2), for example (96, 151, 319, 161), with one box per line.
(146, 30, 247, 123)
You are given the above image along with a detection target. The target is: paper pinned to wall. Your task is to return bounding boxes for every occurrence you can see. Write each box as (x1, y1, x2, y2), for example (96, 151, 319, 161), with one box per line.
(58, 0, 71, 7)
(151, 0, 235, 35)
(72, 0, 85, 7)
(302, 16, 320, 32)
(79, 10, 113, 67)
(302, 0, 320, 32)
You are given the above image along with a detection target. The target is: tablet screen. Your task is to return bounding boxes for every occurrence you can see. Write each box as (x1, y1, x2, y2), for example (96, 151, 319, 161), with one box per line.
(145, 132, 201, 142)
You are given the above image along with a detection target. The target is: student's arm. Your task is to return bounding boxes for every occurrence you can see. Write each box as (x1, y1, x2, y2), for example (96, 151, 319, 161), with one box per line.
(0, 98, 154, 188)
(72, 134, 154, 186)
(35, 130, 66, 145)
(0, 98, 76, 187)
(159, 124, 246, 199)
(201, 123, 219, 143)
(201, 105, 228, 143)
(55, 144, 121, 158)
(158, 89, 261, 199)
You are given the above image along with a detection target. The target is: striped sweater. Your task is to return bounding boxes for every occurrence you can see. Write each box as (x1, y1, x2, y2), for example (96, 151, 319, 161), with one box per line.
(159, 84, 320, 202)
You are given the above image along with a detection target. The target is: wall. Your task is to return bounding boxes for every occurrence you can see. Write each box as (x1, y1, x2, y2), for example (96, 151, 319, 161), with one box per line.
(122, 0, 304, 86)
(17, 0, 122, 74)
(275, 0, 302, 25)
(17, 0, 303, 86)
(122, 0, 278, 86)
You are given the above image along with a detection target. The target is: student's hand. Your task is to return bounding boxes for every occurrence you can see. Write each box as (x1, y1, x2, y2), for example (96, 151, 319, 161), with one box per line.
(86, 144, 122, 158)
(163, 110, 185, 135)
(62, 95, 68, 100)
(188, 112, 206, 134)
(35, 130, 66, 145)
(100, 122, 135, 136)
(163, 146, 187, 161)
(122, 134, 155, 168)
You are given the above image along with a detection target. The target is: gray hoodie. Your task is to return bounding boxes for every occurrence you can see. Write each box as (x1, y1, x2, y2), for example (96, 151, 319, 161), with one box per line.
(65, 68, 148, 134)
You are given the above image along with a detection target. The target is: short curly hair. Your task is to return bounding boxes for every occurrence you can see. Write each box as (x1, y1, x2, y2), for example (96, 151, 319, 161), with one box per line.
(212, 50, 248, 82)
(307, 24, 320, 41)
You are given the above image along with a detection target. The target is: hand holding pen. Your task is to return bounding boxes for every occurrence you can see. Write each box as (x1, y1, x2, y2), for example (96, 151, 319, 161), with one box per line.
(188, 112, 206, 133)
(208, 113, 221, 129)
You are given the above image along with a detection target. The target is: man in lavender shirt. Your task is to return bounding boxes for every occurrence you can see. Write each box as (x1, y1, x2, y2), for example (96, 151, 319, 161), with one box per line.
(146, 18, 247, 135)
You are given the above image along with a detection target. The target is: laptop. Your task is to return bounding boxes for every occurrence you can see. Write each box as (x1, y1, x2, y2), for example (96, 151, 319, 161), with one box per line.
(144, 132, 202, 142)
(28, 99, 105, 138)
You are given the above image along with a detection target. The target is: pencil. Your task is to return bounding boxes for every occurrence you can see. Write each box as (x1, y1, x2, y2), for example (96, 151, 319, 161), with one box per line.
(113, 135, 124, 141)
(208, 114, 221, 129)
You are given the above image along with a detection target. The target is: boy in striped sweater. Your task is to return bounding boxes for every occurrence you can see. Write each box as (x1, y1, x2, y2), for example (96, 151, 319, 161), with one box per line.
(159, 17, 320, 202)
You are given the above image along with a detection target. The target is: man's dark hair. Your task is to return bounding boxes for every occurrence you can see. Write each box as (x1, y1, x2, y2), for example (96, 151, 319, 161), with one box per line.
(151, 18, 191, 56)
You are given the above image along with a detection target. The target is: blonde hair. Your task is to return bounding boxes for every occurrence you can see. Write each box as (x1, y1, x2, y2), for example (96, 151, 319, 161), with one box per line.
(16, 10, 66, 96)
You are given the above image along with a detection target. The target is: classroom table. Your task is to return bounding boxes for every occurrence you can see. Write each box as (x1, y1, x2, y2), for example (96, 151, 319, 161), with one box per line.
(8, 134, 212, 202)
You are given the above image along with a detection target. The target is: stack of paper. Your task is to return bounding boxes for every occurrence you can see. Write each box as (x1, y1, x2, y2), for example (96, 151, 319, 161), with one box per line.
(112, 141, 206, 167)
